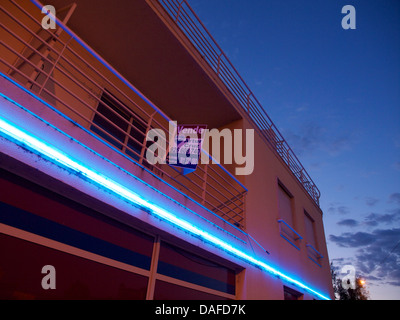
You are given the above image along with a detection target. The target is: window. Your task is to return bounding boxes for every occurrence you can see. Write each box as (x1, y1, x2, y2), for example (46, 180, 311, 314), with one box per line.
(304, 211, 323, 266)
(277, 181, 294, 227)
(155, 241, 236, 299)
(153, 280, 230, 300)
(0, 169, 154, 299)
(0, 169, 239, 300)
(91, 90, 147, 162)
(304, 211, 316, 248)
(283, 286, 303, 300)
(277, 181, 302, 249)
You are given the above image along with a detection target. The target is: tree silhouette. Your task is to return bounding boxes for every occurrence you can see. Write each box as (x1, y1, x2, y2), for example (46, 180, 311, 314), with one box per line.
(331, 263, 369, 300)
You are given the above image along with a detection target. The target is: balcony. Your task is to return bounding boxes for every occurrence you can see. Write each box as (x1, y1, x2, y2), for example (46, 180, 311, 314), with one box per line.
(0, 0, 246, 229)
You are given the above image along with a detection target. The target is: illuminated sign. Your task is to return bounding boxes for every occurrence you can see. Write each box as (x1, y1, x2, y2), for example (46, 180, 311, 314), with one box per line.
(167, 124, 207, 175)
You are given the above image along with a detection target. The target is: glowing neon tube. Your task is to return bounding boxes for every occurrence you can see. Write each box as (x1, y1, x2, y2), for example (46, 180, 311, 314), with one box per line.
(0, 114, 330, 300)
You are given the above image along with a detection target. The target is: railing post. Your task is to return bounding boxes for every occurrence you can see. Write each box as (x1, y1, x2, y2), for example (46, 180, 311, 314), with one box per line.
(242, 191, 246, 230)
(201, 163, 208, 205)
(139, 111, 157, 165)
(27, 2, 77, 91)
(122, 116, 134, 155)
(38, 36, 72, 96)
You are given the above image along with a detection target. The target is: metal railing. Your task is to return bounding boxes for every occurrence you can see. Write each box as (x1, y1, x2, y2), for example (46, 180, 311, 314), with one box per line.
(154, 0, 321, 206)
(306, 244, 324, 267)
(277, 219, 303, 250)
(0, 0, 247, 229)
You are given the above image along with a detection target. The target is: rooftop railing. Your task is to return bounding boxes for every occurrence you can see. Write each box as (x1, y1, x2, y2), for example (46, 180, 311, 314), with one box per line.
(0, 0, 247, 228)
(154, 0, 321, 206)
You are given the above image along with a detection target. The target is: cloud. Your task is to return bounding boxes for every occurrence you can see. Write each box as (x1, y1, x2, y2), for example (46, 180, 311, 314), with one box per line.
(363, 216, 378, 227)
(364, 211, 400, 226)
(334, 209, 400, 228)
(295, 105, 308, 113)
(285, 123, 324, 156)
(329, 232, 376, 248)
(365, 197, 379, 207)
(330, 228, 400, 286)
(337, 219, 359, 227)
(285, 122, 353, 157)
(328, 204, 350, 215)
(329, 194, 400, 290)
(389, 193, 400, 205)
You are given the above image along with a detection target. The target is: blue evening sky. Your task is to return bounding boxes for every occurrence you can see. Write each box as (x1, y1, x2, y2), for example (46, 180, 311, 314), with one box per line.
(188, 0, 400, 299)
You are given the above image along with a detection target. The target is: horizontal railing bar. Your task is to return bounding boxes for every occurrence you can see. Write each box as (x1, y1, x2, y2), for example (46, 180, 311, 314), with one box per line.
(201, 170, 245, 207)
(8, 0, 61, 40)
(61, 45, 160, 127)
(0, 22, 56, 69)
(166, 0, 220, 66)
(197, 163, 245, 203)
(176, 168, 244, 215)
(306, 244, 324, 259)
(277, 219, 303, 240)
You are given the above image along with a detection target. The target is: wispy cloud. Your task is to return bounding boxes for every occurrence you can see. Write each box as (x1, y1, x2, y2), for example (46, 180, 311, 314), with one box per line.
(328, 204, 351, 215)
(364, 210, 400, 227)
(337, 219, 359, 227)
(330, 192, 400, 286)
(284, 122, 354, 157)
(389, 193, 400, 205)
(365, 197, 379, 207)
(329, 228, 400, 286)
(330, 231, 376, 248)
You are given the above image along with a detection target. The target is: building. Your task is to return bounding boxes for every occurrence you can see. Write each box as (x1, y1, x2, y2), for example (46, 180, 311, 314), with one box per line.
(0, 0, 334, 300)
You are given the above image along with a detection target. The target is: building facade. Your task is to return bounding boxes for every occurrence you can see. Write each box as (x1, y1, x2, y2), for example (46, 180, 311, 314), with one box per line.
(0, 0, 334, 300)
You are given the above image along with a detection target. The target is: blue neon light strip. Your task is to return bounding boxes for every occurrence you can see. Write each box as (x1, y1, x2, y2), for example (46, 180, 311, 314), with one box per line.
(0, 72, 248, 243)
(0, 115, 330, 300)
